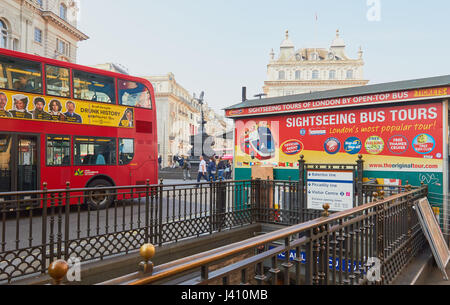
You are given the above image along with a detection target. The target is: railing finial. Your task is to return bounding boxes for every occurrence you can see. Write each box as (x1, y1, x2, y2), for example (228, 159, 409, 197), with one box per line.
(139, 243, 155, 274)
(48, 259, 69, 285)
(372, 192, 379, 202)
(322, 203, 330, 217)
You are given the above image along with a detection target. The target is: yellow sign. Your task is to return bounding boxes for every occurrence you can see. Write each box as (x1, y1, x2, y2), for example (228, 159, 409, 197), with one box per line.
(0, 91, 134, 128)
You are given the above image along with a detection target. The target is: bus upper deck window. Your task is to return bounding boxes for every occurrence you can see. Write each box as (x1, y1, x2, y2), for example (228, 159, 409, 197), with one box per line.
(73, 70, 115, 104)
(0, 55, 42, 93)
(118, 79, 152, 109)
(46, 65, 70, 97)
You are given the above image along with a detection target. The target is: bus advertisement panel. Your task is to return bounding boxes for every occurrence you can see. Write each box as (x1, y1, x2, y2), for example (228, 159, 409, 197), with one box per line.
(0, 91, 135, 128)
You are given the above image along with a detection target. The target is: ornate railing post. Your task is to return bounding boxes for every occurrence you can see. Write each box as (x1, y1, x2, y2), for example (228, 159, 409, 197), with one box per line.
(253, 178, 261, 223)
(41, 182, 48, 274)
(64, 182, 70, 261)
(356, 155, 364, 206)
(145, 179, 150, 244)
(158, 178, 164, 247)
(298, 155, 306, 222)
(375, 192, 385, 285)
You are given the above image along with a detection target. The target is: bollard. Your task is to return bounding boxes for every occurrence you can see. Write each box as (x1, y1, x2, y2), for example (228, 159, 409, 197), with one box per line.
(48, 259, 69, 285)
(139, 243, 155, 274)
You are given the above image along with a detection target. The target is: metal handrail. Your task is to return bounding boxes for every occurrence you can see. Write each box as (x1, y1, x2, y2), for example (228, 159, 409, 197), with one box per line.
(98, 186, 427, 285)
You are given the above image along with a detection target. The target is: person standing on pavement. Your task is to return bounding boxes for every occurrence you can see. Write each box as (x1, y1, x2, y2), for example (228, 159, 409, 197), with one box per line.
(217, 157, 226, 181)
(225, 160, 232, 179)
(196, 156, 208, 186)
(158, 155, 162, 170)
(182, 157, 191, 180)
(207, 157, 217, 182)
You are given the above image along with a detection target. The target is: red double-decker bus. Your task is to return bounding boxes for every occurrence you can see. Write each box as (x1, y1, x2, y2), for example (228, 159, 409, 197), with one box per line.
(0, 48, 158, 209)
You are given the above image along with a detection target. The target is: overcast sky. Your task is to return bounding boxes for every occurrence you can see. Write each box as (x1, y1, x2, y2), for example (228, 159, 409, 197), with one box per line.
(76, 0, 450, 114)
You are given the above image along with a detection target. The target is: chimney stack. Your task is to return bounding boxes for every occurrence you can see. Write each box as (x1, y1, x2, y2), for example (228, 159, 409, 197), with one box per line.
(242, 87, 247, 102)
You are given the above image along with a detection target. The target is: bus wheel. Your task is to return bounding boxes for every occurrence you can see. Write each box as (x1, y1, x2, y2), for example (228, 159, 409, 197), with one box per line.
(86, 179, 114, 210)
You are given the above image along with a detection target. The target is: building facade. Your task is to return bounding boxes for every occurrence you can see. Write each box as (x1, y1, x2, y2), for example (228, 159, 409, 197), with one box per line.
(263, 30, 368, 97)
(143, 73, 203, 168)
(0, 0, 88, 62)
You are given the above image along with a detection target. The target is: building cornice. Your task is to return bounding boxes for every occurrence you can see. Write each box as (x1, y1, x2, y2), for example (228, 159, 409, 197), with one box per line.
(41, 11, 89, 41)
(263, 80, 369, 86)
(268, 60, 364, 67)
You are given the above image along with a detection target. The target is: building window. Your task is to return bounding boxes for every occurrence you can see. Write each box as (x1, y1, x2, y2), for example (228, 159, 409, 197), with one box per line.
(60, 3, 67, 20)
(119, 138, 134, 165)
(278, 70, 285, 80)
(0, 20, 8, 49)
(346, 70, 354, 79)
(118, 79, 152, 109)
(73, 70, 115, 103)
(34, 28, 42, 43)
(46, 135, 71, 166)
(12, 39, 19, 51)
(46, 65, 70, 97)
(329, 70, 336, 79)
(36, 0, 43, 7)
(295, 70, 301, 80)
(0, 54, 43, 93)
(312, 70, 319, 80)
(74, 137, 116, 165)
(56, 38, 70, 57)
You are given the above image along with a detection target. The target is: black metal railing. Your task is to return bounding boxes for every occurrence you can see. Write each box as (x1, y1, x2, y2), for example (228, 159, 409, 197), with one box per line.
(0, 178, 427, 284)
(99, 184, 428, 285)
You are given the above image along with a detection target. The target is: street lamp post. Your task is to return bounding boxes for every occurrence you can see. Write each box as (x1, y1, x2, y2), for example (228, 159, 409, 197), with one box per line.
(194, 91, 205, 158)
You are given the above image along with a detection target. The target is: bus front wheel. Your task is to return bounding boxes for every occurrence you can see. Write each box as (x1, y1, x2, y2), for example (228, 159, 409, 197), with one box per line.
(86, 179, 114, 210)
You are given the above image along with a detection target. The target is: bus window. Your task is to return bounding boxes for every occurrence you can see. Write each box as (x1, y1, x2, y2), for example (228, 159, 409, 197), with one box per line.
(119, 138, 134, 165)
(74, 137, 116, 166)
(46, 135, 71, 166)
(118, 79, 152, 109)
(73, 70, 115, 104)
(0, 54, 42, 93)
(46, 65, 70, 97)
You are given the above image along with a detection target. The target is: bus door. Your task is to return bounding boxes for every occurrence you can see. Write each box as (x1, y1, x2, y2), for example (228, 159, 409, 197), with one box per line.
(0, 133, 38, 193)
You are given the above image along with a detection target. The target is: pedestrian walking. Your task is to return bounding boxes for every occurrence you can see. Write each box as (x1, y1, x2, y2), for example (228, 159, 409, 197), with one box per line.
(207, 157, 217, 182)
(158, 155, 162, 170)
(196, 156, 207, 186)
(182, 157, 191, 180)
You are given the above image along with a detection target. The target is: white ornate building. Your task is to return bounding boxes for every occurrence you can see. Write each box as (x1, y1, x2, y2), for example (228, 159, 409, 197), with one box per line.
(263, 30, 368, 97)
(0, 0, 88, 62)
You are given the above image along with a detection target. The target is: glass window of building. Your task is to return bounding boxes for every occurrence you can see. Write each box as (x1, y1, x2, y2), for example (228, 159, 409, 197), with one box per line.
(60, 3, 67, 20)
(73, 70, 115, 103)
(118, 80, 152, 109)
(295, 70, 301, 80)
(74, 137, 116, 165)
(329, 70, 336, 79)
(46, 135, 71, 166)
(34, 28, 42, 43)
(46, 65, 70, 97)
(0, 55, 42, 93)
(278, 70, 285, 80)
(346, 70, 354, 79)
(56, 38, 70, 57)
(0, 20, 7, 49)
(312, 70, 319, 80)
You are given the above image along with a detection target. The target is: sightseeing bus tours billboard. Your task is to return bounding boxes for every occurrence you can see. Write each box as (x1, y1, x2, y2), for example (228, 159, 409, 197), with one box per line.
(234, 102, 443, 173)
